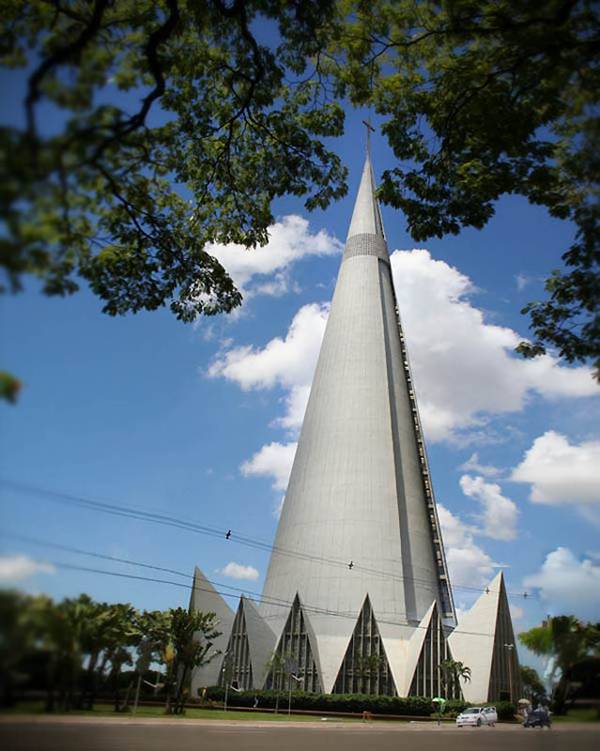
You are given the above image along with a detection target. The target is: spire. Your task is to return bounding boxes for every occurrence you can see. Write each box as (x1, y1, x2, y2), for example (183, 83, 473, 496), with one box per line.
(347, 150, 385, 241)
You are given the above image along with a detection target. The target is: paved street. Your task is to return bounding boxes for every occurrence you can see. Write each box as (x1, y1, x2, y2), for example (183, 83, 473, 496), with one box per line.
(1, 717, 599, 751)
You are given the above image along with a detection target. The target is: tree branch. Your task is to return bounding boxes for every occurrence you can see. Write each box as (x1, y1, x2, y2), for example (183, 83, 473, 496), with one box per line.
(25, 0, 111, 139)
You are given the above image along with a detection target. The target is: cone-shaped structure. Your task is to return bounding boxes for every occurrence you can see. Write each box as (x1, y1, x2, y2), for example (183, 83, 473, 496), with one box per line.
(189, 566, 235, 692)
(332, 595, 396, 695)
(189, 144, 521, 698)
(264, 594, 322, 693)
(260, 150, 455, 692)
(220, 596, 276, 690)
(448, 571, 521, 702)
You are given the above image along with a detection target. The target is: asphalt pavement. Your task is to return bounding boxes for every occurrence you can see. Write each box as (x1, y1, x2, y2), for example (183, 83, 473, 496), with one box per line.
(1, 716, 598, 751)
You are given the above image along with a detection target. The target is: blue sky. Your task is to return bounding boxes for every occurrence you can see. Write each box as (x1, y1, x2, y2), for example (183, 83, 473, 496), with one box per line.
(1, 79, 600, 673)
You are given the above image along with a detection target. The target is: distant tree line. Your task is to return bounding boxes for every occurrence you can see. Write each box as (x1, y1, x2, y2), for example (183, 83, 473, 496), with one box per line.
(0, 589, 220, 714)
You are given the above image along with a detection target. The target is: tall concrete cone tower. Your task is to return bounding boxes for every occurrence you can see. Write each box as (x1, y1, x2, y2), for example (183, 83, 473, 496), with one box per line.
(259, 148, 455, 691)
(190, 144, 521, 700)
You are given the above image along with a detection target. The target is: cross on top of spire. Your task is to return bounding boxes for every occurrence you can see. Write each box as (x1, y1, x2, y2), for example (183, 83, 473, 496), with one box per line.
(362, 118, 375, 156)
(347, 121, 385, 240)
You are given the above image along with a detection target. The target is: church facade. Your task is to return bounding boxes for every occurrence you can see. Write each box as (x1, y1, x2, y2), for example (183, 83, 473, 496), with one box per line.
(189, 149, 521, 703)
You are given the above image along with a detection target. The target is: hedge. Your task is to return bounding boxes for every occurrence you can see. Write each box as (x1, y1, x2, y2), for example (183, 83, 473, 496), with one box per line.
(199, 688, 519, 718)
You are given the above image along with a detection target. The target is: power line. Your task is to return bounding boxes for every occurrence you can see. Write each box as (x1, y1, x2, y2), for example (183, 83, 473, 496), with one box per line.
(28, 556, 524, 641)
(0, 530, 330, 615)
(0, 477, 531, 599)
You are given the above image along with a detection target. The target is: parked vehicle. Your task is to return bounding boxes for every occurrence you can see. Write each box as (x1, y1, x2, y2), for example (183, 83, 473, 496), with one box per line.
(456, 706, 498, 727)
(523, 708, 552, 728)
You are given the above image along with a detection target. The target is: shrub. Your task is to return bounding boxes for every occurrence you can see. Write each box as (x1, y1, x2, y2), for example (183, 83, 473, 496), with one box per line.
(494, 701, 517, 721)
(200, 687, 517, 720)
(202, 688, 453, 716)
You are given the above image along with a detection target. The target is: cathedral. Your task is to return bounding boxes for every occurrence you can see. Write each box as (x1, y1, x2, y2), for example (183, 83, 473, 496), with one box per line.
(189, 146, 521, 703)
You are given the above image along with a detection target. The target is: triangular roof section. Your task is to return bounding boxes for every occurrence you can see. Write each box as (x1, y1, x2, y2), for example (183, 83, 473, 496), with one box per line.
(332, 595, 397, 695)
(241, 596, 277, 689)
(401, 601, 436, 696)
(189, 566, 235, 690)
(347, 152, 385, 240)
(266, 594, 323, 693)
(404, 600, 462, 699)
(448, 571, 508, 703)
(488, 575, 522, 701)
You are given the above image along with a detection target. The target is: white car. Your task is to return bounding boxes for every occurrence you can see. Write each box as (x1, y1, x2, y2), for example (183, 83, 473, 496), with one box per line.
(456, 706, 498, 727)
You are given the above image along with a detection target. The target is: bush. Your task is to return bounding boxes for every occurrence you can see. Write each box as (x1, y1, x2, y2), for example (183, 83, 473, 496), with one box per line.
(494, 701, 517, 721)
(200, 688, 517, 720)
(202, 688, 453, 716)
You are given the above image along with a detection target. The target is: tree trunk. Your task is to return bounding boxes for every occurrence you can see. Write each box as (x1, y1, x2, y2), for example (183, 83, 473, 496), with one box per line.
(164, 661, 177, 715)
(552, 675, 570, 715)
(82, 651, 99, 710)
(121, 676, 133, 712)
(174, 665, 189, 714)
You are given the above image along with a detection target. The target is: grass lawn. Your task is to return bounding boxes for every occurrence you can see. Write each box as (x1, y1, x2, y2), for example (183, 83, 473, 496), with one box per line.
(0, 702, 357, 722)
(552, 708, 600, 723)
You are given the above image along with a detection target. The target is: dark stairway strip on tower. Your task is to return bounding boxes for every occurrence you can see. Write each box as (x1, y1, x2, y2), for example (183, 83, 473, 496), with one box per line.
(388, 275, 456, 622)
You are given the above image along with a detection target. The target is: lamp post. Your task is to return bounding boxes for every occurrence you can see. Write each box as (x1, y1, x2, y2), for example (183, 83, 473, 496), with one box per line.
(504, 643, 515, 703)
(222, 650, 231, 713)
(288, 673, 303, 716)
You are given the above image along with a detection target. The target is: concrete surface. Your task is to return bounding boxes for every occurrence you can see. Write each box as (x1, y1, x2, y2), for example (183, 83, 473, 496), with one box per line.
(1, 716, 598, 751)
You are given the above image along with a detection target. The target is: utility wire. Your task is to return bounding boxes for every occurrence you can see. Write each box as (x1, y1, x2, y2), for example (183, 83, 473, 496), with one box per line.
(0, 531, 534, 640)
(0, 530, 338, 615)
(0, 477, 531, 599)
(27, 556, 523, 641)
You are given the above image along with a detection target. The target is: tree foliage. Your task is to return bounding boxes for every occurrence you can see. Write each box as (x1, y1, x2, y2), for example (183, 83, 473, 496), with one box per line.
(0, 0, 346, 320)
(0, 589, 220, 714)
(140, 606, 220, 714)
(439, 658, 471, 698)
(1, 1, 598, 371)
(333, 0, 599, 375)
(519, 615, 600, 713)
(519, 665, 547, 706)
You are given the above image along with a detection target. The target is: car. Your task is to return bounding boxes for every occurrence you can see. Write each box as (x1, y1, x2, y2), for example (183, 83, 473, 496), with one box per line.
(523, 708, 551, 728)
(456, 706, 498, 727)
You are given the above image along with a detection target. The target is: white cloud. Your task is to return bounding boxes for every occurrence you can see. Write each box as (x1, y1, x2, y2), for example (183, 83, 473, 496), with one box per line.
(240, 441, 297, 491)
(389, 249, 596, 442)
(218, 562, 260, 581)
(209, 248, 596, 450)
(0, 554, 55, 581)
(207, 303, 328, 431)
(207, 245, 597, 512)
(437, 504, 496, 587)
(459, 452, 501, 477)
(459, 474, 519, 541)
(523, 547, 600, 621)
(206, 215, 341, 300)
(511, 431, 600, 517)
(515, 273, 531, 291)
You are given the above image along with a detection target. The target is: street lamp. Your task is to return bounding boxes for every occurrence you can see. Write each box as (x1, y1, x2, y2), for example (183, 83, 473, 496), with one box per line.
(221, 650, 231, 713)
(504, 644, 515, 703)
(288, 673, 303, 716)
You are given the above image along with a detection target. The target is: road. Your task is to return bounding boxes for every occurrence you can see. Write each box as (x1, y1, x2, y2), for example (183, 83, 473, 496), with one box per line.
(1, 717, 598, 751)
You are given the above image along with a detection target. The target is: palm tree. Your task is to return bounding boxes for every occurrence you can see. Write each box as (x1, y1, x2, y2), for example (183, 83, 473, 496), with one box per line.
(140, 607, 221, 715)
(519, 616, 600, 714)
(439, 658, 471, 698)
(0, 590, 37, 707)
